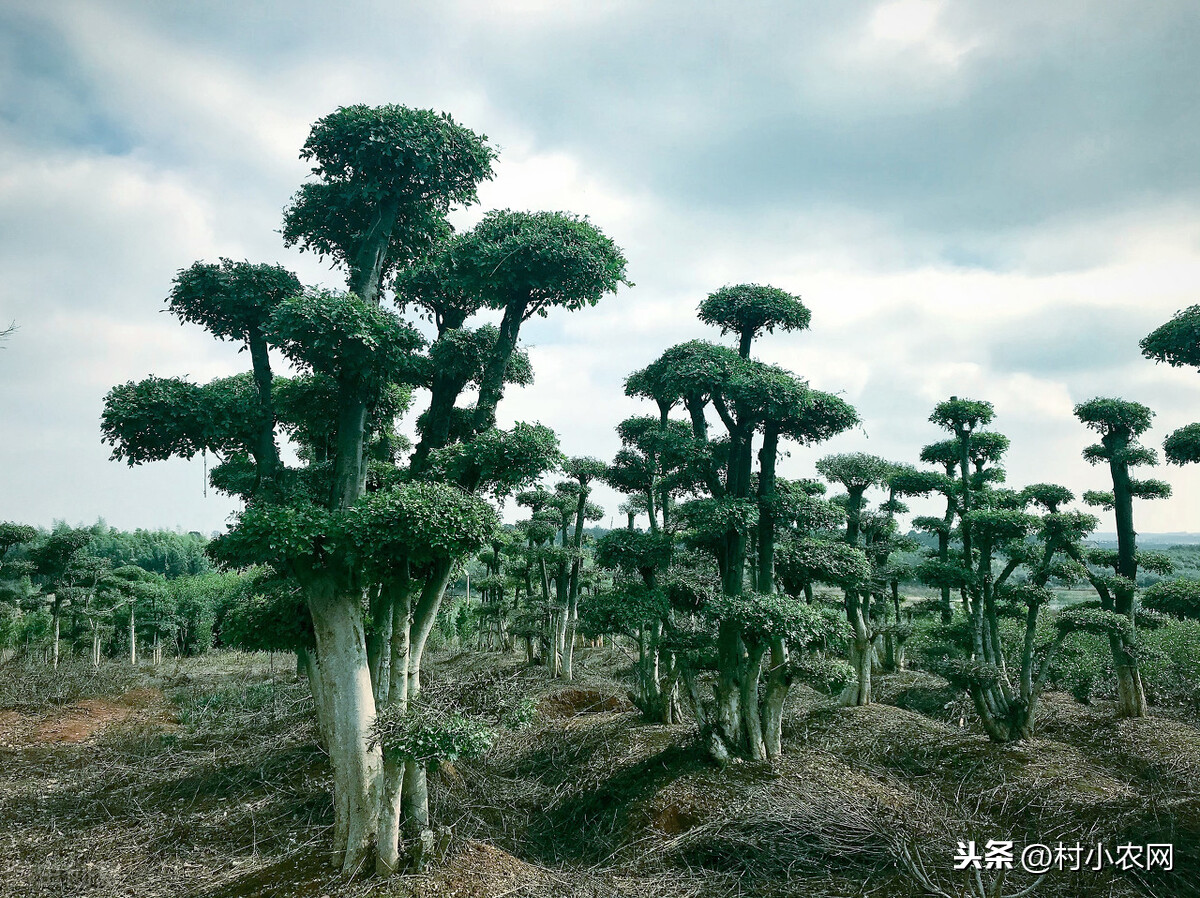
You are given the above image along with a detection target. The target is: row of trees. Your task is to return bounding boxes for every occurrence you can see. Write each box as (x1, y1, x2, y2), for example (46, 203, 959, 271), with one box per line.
(0, 523, 239, 664)
(580, 290, 1200, 755)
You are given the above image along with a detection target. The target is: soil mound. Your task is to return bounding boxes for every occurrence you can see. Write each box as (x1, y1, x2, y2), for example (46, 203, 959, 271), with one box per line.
(538, 687, 631, 718)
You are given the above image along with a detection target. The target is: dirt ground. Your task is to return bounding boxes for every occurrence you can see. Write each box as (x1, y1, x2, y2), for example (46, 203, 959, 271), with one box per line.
(0, 651, 1197, 898)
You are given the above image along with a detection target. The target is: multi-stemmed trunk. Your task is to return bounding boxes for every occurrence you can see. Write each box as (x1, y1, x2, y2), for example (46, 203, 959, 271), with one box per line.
(842, 592, 873, 706)
(376, 580, 413, 876)
(963, 538, 1069, 743)
(373, 559, 454, 874)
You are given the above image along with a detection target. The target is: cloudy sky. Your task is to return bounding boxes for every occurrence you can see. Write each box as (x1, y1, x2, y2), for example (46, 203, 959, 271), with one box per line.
(3, 0, 1200, 535)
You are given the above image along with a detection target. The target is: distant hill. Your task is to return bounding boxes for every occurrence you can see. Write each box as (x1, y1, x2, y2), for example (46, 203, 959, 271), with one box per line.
(907, 529, 1200, 550)
(1086, 532, 1200, 547)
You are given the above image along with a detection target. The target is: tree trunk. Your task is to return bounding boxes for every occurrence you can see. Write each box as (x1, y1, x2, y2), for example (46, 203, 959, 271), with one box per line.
(330, 396, 369, 510)
(129, 606, 137, 665)
(397, 567, 447, 873)
(761, 640, 790, 759)
(402, 760, 432, 870)
(1113, 636, 1148, 717)
(377, 581, 415, 875)
(553, 587, 569, 680)
(1109, 446, 1148, 718)
(368, 583, 393, 707)
(246, 330, 280, 494)
(299, 647, 331, 752)
(757, 426, 780, 595)
(471, 298, 526, 434)
(349, 198, 399, 308)
(740, 644, 767, 761)
(712, 620, 744, 759)
(563, 593, 578, 680)
(308, 588, 382, 874)
(376, 755, 406, 875)
(52, 600, 60, 669)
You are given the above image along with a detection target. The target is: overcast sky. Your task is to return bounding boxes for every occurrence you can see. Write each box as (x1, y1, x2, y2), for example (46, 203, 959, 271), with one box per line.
(3, 0, 1200, 535)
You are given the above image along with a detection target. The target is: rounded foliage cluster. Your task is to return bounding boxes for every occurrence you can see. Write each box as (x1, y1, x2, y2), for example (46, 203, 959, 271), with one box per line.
(1143, 577, 1200, 620)
(1074, 397, 1154, 438)
(698, 284, 811, 349)
(267, 290, 426, 394)
(345, 482, 498, 571)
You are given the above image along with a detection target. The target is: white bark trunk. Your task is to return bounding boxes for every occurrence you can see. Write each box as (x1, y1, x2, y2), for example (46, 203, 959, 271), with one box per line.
(309, 589, 382, 874)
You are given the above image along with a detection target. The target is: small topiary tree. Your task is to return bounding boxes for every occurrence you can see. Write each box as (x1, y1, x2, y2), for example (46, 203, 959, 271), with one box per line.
(29, 528, 94, 668)
(698, 284, 812, 359)
(815, 452, 892, 705)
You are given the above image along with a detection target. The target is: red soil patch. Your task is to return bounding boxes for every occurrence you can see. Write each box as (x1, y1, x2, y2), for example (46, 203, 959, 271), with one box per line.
(1, 687, 165, 747)
(537, 688, 630, 718)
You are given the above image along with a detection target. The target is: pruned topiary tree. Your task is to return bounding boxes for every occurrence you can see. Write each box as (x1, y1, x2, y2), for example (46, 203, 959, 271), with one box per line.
(815, 452, 892, 705)
(611, 285, 856, 761)
(101, 102, 628, 875)
(1073, 397, 1171, 718)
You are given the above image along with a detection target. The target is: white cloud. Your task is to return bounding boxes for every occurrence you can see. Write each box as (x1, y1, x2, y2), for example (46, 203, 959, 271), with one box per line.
(3, 0, 1200, 540)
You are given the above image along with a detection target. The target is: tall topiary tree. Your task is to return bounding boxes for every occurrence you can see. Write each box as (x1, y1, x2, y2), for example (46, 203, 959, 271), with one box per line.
(615, 286, 855, 761)
(1073, 398, 1171, 718)
(102, 103, 626, 875)
(104, 105, 495, 873)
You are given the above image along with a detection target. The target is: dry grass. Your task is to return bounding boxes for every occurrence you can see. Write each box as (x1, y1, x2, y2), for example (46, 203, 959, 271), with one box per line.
(0, 649, 1198, 898)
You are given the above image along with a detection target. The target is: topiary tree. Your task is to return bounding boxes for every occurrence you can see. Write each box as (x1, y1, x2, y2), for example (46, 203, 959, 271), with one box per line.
(1142, 306, 1200, 465)
(283, 104, 496, 307)
(29, 528, 93, 668)
(697, 283, 811, 359)
(815, 452, 892, 705)
(612, 286, 856, 761)
(104, 104, 493, 874)
(0, 524, 38, 658)
(915, 439, 962, 623)
(1074, 397, 1170, 717)
(559, 457, 608, 679)
(414, 209, 629, 435)
(166, 260, 302, 494)
(101, 565, 169, 666)
(591, 528, 681, 721)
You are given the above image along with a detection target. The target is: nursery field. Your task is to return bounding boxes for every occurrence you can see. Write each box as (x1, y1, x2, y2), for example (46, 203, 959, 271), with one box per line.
(6, 97, 1200, 898)
(1, 648, 1197, 898)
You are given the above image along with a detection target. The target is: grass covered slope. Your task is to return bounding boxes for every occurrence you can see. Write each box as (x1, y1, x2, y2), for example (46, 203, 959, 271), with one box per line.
(0, 649, 1197, 898)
